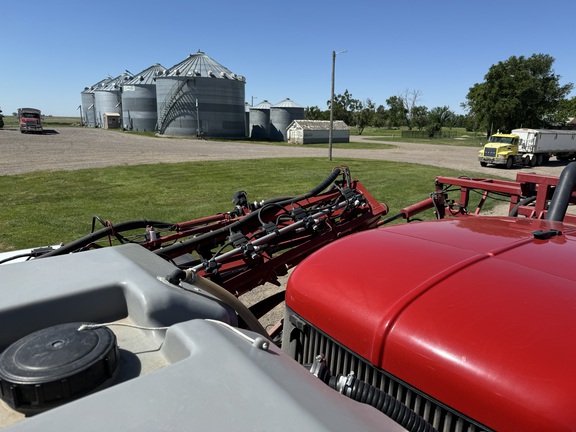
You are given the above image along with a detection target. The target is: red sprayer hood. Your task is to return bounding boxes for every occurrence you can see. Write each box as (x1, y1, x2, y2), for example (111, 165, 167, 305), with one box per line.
(286, 216, 576, 431)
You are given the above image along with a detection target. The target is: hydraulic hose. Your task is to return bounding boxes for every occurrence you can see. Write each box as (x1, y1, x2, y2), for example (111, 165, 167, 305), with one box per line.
(508, 196, 537, 217)
(310, 355, 436, 432)
(302, 167, 341, 199)
(38, 219, 173, 258)
(546, 162, 576, 221)
(330, 375, 436, 432)
(155, 167, 343, 259)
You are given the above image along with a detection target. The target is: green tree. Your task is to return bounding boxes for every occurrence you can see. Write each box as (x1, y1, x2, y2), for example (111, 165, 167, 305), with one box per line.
(386, 96, 407, 128)
(426, 106, 454, 137)
(305, 106, 328, 120)
(373, 105, 387, 128)
(428, 106, 454, 127)
(411, 106, 429, 130)
(328, 89, 361, 126)
(353, 98, 375, 135)
(399, 89, 423, 130)
(465, 54, 573, 135)
(554, 96, 576, 124)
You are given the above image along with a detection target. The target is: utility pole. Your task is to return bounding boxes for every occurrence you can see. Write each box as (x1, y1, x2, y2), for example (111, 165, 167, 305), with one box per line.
(329, 50, 347, 161)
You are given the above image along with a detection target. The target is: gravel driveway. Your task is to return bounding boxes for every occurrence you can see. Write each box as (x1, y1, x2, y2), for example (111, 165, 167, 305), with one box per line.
(0, 127, 569, 180)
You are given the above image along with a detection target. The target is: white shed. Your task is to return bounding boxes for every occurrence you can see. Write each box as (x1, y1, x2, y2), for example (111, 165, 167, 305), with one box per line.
(286, 120, 350, 144)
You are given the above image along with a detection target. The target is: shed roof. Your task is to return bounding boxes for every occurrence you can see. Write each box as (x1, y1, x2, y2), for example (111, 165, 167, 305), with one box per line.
(164, 51, 245, 81)
(289, 120, 349, 131)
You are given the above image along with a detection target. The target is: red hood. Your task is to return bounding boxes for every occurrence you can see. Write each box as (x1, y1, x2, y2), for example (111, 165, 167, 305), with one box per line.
(287, 216, 576, 431)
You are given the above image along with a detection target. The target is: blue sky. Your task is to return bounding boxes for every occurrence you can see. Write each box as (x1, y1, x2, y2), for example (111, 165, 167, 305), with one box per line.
(1, 0, 575, 116)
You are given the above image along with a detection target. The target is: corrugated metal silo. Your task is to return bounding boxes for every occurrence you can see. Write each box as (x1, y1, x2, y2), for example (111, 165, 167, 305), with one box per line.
(270, 98, 305, 141)
(93, 73, 131, 128)
(121, 64, 167, 132)
(249, 100, 272, 140)
(156, 51, 246, 137)
(80, 77, 112, 127)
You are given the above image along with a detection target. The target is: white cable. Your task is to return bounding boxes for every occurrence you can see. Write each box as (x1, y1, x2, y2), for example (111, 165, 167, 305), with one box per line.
(205, 319, 270, 351)
(78, 322, 169, 332)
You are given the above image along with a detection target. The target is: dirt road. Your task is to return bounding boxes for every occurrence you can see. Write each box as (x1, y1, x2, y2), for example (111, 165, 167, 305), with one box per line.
(0, 127, 569, 180)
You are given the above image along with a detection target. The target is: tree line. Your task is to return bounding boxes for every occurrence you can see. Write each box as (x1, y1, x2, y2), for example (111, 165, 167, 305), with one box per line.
(305, 53, 575, 137)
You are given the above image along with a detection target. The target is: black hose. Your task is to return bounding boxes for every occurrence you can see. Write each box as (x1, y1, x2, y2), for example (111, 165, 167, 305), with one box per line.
(155, 167, 343, 259)
(329, 376, 436, 432)
(303, 167, 341, 199)
(37, 219, 173, 258)
(508, 196, 537, 217)
(546, 162, 576, 221)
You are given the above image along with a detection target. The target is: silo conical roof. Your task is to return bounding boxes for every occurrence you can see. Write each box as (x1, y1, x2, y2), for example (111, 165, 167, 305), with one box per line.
(273, 98, 303, 108)
(82, 77, 114, 94)
(124, 64, 167, 85)
(252, 100, 272, 109)
(165, 51, 245, 81)
(99, 73, 132, 91)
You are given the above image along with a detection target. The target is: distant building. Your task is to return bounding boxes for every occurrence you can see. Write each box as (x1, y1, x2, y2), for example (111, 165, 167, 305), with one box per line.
(286, 120, 349, 144)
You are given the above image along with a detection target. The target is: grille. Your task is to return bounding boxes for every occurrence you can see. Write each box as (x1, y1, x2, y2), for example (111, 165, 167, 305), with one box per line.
(483, 148, 496, 157)
(288, 312, 491, 432)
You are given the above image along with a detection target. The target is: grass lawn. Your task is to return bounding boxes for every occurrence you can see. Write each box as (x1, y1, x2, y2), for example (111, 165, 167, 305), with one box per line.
(0, 158, 503, 252)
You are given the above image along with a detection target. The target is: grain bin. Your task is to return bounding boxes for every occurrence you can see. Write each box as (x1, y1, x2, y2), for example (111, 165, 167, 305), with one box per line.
(156, 51, 246, 137)
(80, 77, 112, 127)
(121, 64, 167, 132)
(93, 73, 131, 128)
(249, 100, 272, 140)
(270, 98, 304, 141)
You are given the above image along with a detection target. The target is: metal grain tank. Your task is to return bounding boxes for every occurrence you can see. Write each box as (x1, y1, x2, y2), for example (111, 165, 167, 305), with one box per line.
(249, 100, 272, 140)
(93, 73, 131, 128)
(80, 77, 112, 127)
(270, 98, 304, 142)
(156, 51, 246, 137)
(121, 64, 167, 132)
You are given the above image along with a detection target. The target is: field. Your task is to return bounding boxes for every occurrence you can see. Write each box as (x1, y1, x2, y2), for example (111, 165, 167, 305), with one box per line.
(1, 115, 81, 128)
(1, 115, 485, 146)
(4, 122, 560, 253)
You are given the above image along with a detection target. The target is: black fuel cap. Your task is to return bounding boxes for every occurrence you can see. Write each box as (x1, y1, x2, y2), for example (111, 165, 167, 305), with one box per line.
(0, 322, 119, 413)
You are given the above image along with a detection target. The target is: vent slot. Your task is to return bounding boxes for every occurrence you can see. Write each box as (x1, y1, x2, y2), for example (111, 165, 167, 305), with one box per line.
(289, 311, 491, 432)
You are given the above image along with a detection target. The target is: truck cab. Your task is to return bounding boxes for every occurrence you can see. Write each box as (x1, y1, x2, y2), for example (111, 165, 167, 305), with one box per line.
(478, 133, 520, 168)
(18, 108, 43, 134)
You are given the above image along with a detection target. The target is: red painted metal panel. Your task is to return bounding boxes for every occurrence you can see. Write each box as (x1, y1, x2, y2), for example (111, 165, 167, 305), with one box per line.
(287, 217, 576, 431)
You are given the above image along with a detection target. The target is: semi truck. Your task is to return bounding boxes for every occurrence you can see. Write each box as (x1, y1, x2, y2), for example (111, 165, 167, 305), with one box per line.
(18, 108, 43, 133)
(478, 128, 576, 168)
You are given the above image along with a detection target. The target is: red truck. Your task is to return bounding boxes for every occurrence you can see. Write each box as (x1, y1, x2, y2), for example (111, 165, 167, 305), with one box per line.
(18, 108, 43, 133)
